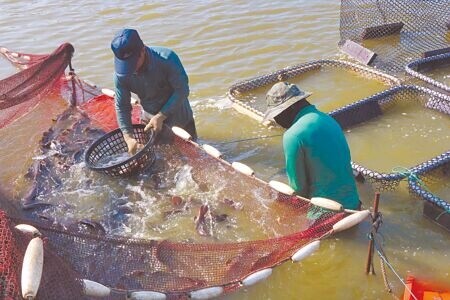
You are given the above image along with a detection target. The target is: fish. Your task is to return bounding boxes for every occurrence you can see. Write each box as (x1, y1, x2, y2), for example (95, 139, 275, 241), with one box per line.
(194, 204, 211, 236)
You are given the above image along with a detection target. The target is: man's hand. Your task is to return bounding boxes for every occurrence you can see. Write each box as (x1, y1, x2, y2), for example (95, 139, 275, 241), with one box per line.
(144, 112, 167, 133)
(123, 133, 142, 155)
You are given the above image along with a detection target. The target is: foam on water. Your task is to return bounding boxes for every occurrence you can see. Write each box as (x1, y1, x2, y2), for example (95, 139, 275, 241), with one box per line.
(97, 152, 131, 167)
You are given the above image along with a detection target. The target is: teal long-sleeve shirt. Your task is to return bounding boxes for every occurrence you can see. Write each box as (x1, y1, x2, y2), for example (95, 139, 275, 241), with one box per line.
(283, 105, 360, 209)
(114, 46, 194, 134)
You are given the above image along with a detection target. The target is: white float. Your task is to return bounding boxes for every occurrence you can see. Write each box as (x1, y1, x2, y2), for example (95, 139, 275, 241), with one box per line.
(172, 126, 192, 140)
(332, 210, 371, 233)
(241, 268, 272, 286)
(202, 144, 222, 159)
(101, 88, 115, 97)
(129, 290, 167, 300)
(231, 161, 254, 176)
(291, 240, 320, 262)
(190, 286, 224, 299)
(101, 88, 138, 104)
(268, 180, 295, 196)
(21, 237, 44, 299)
(82, 279, 111, 297)
(15, 224, 41, 236)
(310, 197, 343, 211)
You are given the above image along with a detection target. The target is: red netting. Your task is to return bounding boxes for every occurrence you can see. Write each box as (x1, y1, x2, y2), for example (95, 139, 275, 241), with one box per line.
(0, 210, 86, 300)
(0, 44, 350, 299)
(79, 94, 141, 132)
(0, 43, 74, 128)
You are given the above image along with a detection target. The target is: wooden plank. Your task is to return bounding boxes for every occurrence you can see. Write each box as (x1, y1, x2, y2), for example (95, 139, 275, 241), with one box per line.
(422, 47, 450, 58)
(361, 22, 404, 40)
(340, 39, 377, 65)
(423, 201, 450, 232)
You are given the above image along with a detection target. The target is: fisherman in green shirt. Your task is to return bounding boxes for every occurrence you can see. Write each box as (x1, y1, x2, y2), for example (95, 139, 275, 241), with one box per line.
(263, 82, 360, 210)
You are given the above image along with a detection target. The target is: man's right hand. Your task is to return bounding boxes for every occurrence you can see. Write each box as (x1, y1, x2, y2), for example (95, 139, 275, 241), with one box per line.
(123, 133, 142, 155)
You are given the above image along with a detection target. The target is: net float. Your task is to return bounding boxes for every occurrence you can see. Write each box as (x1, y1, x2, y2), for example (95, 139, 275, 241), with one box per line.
(310, 197, 343, 211)
(23, 55, 31, 60)
(11, 52, 19, 57)
(190, 286, 224, 299)
(241, 268, 272, 286)
(82, 279, 111, 297)
(268, 180, 295, 195)
(202, 144, 222, 159)
(101, 88, 115, 97)
(291, 240, 320, 262)
(332, 210, 371, 233)
(101, 88, 138, 104)
(128, 290, 167, 300)
(15, 224, 41, 237)
(0, 47, 8, 53)
(172, 126, 192, 140)
(21, 237, 44, 300)
(231, 161, 254, 176)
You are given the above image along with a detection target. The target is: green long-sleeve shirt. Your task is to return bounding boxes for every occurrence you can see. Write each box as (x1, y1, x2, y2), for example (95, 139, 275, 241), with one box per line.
(114, 46, 194, 134)
(283, 105, 360, 209)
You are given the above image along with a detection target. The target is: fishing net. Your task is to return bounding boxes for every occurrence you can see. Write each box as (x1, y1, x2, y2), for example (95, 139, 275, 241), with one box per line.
(227, 59, 400, 122)
(78, 94, 141, 132)
(0, 43, 74, 129)
(405, 52, 450, 95)
(339, 0, 450, 74)
(0, 45, 351, 299)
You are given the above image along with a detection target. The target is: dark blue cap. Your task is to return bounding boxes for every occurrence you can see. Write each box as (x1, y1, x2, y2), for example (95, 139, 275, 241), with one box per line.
(111, 29, 144, 75)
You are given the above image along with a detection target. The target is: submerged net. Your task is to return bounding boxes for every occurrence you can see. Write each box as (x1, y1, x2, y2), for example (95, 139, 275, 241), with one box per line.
(339, 0, 450, 74)
(0, 45, 348, 299)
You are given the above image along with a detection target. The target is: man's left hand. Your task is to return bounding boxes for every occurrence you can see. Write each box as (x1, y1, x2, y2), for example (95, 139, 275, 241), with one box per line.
(145, 112, 167, 133)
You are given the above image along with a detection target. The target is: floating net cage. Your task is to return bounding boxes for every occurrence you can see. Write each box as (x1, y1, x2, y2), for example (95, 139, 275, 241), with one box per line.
(0, 44, 368, 299)
(407, 152, 450, 229)
(339, 0, 450, 74)
(330, 85, 450, 191)
(227, 59, 400, 122)
(405, 52, 450, 95)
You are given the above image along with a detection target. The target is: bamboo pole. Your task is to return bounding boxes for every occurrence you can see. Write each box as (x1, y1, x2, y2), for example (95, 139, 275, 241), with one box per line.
(365, 192, 380, 275)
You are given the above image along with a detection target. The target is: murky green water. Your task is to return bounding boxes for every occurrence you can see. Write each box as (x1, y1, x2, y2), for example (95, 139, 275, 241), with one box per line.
(0, 1, 449, 299)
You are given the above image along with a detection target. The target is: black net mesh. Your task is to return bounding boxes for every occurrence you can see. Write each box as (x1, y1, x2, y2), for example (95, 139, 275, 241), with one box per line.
(339, 0, 450, 73)
(227, 59, 400, 122)
(405, 52, 450, 95)
(332, 85, 450, 191)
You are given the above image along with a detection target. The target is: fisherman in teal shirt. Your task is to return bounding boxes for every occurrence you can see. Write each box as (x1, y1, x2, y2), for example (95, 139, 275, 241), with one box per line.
(111, 29, 196, 154)
(262, 82, 360, 210)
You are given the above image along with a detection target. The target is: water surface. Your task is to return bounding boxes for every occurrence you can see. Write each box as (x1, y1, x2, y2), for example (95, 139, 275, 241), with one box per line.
(0, 1, 449, 299)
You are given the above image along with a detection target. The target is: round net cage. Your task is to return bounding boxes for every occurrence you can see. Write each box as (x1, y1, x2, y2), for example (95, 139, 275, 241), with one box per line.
(227, 59, 400, 123)
(405, 52, 450, 95)
(408, 152, 450, 230)
(330, 85, 450, 191)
